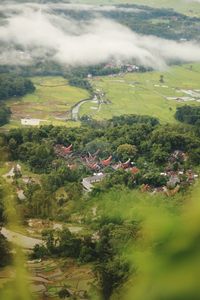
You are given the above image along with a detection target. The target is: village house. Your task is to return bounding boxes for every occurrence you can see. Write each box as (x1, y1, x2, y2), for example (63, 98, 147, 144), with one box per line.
(167, 174, 180, 188)
(54, 144, 73, 158)
(21, 119, 41, 126)
(82, 173, 105, 192)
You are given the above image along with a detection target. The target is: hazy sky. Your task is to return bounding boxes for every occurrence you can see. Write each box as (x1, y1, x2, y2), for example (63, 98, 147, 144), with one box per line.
(0, 2, 200, 69)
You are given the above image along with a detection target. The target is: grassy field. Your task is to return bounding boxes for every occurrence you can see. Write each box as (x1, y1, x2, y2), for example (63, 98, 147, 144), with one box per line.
(80, 63, 200, 123)
(2, 64, 200, 128)
(3, 77, 89, 130)
(73, 0, 200, 16)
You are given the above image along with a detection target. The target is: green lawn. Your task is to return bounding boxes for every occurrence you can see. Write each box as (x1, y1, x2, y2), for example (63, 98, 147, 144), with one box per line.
(80, 63, 200, 123)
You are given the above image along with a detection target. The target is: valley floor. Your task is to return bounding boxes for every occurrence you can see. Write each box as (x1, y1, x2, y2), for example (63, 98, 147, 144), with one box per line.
(2, 63, 200, 131)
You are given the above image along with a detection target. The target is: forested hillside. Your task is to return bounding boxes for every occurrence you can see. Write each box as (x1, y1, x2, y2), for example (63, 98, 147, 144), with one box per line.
(175, 105, 200, 125)
(0, 74, 35, 101)
(0, 113, 200, 299)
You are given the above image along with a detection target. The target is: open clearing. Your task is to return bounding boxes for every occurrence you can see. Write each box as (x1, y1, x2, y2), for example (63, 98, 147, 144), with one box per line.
(4, 76, 89, 129)
(80, 63, 200, 123)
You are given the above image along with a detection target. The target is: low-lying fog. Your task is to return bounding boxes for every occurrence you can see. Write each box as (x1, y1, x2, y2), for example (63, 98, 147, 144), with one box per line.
(0, 1, 200, 70)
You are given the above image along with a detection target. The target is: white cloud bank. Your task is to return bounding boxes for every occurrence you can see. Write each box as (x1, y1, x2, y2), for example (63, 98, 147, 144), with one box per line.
(0, 3, 200, 69)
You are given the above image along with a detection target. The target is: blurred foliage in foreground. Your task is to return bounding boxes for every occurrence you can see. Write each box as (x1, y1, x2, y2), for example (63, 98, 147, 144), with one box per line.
(0, 181, 32, 300)
(1, 180, 200, 300)
(114, 185, 200, 300)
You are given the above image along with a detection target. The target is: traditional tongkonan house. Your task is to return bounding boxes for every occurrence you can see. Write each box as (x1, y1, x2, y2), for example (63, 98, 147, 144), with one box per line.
(121, 158, 131, 169)
(87, 162, 100, 171)
(101, 156, 112, 167)
(54, 144, 73, 158)
(87, 153, 97, 162)
(130, 167, 140, 175)
(63, 144, 73, 154)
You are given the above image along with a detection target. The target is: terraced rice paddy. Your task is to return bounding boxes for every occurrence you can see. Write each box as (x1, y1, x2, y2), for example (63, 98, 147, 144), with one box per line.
(0, 259, 93, 300)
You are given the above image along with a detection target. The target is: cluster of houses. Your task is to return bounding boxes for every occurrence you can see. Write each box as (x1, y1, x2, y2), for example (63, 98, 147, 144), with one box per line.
(104, 62, 140, 74)
(82, 152, 113, 170)
(161, 169, 198, 187)
(141, 150, 199, 196)
(160, 150, 198, 190)
(87, 63, 140, 79)
(168, 150, 188, 163)
(140, 184, 181, 197)
(54, 145, 199, 194)
(54, 144, 141, 191)
(54, 144, 140, 173)
(140, 170, 198, 196)
(3, 147, 199, 198)
(140, 168, 199, 197)
(5, 147, 198, 197)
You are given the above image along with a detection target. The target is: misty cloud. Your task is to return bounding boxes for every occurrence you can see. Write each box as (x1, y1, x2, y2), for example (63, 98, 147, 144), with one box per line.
(0, 2, 200, 69)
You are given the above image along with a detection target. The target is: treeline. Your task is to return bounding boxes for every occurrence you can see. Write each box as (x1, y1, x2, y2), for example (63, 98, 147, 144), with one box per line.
(0, 105, 10, 126)
(68, 76, 92, 91)
(65, 64, 121, 79)
(64, 64, 122, 92)
(0, 74, 35, 101)
(175, 105, 200, 125)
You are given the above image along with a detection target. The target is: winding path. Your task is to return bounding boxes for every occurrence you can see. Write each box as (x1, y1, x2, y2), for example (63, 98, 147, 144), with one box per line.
(1, 228, 44, 250)
(71, 97, 98, 121)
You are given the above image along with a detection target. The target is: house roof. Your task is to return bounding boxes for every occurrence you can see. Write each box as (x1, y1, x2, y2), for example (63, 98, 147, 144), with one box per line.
(131, 167, 140, 175)
(101, 156, 112, 166)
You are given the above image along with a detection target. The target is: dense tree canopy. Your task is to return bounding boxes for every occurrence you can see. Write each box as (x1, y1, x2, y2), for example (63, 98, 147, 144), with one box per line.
(0, 105, 10, 126)
(0, 74, 35, 101)
(117, 144, 138, 161)
(175, 105, 200, 125)
(68, 76, 92, 91)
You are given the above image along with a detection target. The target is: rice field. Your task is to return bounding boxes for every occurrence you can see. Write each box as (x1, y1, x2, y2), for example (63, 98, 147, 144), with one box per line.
(3, 64, 200, 129)
(3, 77, 89, 129)
(80, 63, 200, 123)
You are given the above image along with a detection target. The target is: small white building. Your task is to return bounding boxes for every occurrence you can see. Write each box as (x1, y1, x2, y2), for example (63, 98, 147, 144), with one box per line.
(21, 119, 41, 126)
(82, 173, 105, 191)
